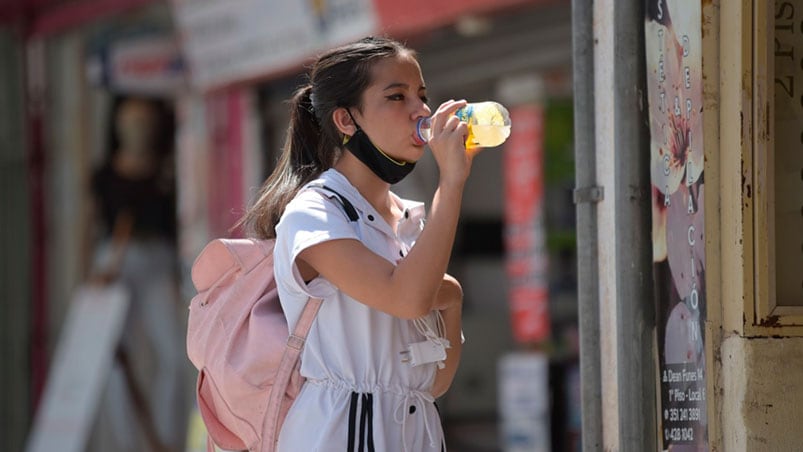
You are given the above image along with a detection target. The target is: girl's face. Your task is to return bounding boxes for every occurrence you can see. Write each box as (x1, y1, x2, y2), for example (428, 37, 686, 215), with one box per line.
(350, 54, 431, 163)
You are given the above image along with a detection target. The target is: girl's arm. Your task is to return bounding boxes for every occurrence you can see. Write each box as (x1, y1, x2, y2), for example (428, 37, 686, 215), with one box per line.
(297, 101, 472, 319)
(296, 181, 463, 319)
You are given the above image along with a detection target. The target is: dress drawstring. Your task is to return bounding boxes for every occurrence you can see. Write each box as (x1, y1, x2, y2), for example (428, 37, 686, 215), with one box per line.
(393, 390, 442, 452)
(306, 379, 444, 451)
(347, 392, 376, 452)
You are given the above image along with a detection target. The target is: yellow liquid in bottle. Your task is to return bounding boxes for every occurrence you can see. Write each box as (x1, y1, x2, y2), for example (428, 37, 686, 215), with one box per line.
(467, 124, 512, 148)
(460, 102, 512, 148)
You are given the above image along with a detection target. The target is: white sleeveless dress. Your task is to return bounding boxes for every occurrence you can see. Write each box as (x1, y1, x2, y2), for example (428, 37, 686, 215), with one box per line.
(273, 169, 447, 452)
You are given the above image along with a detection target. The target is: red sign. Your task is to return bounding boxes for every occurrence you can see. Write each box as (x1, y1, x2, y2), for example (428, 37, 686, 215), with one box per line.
(107, 35, 185, 95)
(373, 0, 539, 36)
(510, 286, 550, 344)
(504, 107, 544, 224)
(504, 105, 548, 343)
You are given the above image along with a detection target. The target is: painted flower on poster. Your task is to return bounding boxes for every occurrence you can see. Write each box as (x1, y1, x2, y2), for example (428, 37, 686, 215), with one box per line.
(652, 185, 668, 262)
(648, 2, 704, 191)
(664, 301, 702, 365)
(646, 1, 704, 264)
(666, 183, 705, 301)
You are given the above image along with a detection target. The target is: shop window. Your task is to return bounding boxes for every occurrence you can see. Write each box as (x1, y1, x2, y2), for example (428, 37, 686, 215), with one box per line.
(753, 0, 803, 327)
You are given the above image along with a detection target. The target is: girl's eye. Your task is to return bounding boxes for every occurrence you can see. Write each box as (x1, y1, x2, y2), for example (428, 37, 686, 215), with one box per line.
(420, 95, 429, 104)
(387, 94, 404, 101)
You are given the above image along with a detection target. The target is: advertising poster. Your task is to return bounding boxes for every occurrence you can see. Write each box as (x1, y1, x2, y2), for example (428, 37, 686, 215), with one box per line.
(170, 0, 536, 91)
(25, 285, 130, 452)
(86, 34, 185, 95)
(644, 0, 708, 450)
(171, 0, 376, 90)
(504, 105, 549, 344)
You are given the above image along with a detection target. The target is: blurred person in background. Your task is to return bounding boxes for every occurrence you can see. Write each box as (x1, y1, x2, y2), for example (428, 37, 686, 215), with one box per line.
(87, 95, 186, 452)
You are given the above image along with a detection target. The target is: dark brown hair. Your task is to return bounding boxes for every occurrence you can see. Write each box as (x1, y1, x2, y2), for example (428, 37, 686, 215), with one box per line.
(240, 36, 415, 238)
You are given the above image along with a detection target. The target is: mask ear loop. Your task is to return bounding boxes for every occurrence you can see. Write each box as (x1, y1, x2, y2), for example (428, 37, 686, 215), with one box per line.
(345, 108, 360, 129)
(341, 108, 360, 145)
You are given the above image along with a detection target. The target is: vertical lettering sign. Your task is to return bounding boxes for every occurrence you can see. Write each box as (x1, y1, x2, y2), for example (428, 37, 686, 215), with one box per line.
(773, 0, 803, 306)
(504, 105, 549, 344)
(644, 1, 708, 449)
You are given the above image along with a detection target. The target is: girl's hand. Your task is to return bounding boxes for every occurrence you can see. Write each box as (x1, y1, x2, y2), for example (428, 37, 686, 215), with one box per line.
(427, 100, 473, 188)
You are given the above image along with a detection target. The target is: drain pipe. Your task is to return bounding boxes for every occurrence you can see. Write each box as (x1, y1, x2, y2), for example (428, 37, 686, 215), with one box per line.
(587, 0, 657, 449)
(571, 0, 603, 450)
(609, 0, 657, 448)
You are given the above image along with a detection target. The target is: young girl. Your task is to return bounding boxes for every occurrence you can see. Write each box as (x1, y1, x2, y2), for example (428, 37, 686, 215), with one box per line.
(240, 36, 476, 451)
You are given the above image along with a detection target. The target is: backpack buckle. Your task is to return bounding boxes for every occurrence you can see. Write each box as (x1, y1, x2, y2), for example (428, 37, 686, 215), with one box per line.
(287, 334, 305, 350)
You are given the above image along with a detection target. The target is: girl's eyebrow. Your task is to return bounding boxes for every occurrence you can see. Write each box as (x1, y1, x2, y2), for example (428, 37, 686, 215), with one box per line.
(383, 82, 426, 91)
(383, 82, 408, 90)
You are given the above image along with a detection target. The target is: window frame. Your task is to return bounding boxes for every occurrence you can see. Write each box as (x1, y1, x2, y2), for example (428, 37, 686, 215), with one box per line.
(749, 0, 803, 331)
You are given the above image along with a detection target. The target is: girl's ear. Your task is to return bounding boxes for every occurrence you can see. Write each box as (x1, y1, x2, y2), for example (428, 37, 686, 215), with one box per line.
(332, 107, 357, 137)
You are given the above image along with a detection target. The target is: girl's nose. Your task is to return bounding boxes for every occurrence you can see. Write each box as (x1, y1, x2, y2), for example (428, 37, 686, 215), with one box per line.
(413, 100, 431, 120)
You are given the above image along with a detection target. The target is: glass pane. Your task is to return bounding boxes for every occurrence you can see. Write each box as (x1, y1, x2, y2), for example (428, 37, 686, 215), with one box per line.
(774, 0, 803, 306)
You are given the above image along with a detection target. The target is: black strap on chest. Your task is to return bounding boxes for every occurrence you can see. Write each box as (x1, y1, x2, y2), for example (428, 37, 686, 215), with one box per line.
(314, 184, 360, 222)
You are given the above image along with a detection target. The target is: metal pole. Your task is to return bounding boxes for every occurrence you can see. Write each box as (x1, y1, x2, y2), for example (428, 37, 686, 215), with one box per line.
(0, 27, 32, 452)
(612, 0, 657, 449)
(571, 0, 603, 450)
(25, 36, 49, 415)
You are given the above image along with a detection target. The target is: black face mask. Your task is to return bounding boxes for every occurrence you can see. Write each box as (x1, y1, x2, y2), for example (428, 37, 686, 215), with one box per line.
(343, 114, 415, 184)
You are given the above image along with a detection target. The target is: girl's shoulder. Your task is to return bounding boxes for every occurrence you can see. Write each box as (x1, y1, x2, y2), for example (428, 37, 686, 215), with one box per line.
(291, 169, 363, 217)
(279, 189, 332, 226)
(277, 181, 358, 236)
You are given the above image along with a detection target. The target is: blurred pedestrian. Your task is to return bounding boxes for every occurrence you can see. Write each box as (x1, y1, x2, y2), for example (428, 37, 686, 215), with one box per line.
(88, 95, 186, 452)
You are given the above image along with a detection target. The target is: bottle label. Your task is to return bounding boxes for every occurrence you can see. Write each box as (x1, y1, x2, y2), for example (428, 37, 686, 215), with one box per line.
(455, 104, 473, 123)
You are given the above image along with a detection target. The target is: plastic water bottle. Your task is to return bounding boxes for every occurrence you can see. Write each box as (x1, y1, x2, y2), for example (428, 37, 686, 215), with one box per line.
(415, 101, 512, 148)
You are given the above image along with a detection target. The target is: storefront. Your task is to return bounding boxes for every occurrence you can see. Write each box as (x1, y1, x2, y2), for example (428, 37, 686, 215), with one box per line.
(2, 3, 189, 451)
(5, 1, 580, 451)
(576, 1, 803, 450)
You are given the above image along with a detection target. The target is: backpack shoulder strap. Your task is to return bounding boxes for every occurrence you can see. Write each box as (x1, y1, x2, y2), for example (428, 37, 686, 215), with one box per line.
(288, 297, 323, 349)
(261, 297, 322, 451)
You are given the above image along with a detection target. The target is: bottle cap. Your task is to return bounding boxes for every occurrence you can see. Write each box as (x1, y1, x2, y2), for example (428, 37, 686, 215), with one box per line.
(414, 117, 431, 145)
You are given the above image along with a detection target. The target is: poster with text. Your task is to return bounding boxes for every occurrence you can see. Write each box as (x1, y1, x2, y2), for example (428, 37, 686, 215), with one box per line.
(644, 1, 708, 450)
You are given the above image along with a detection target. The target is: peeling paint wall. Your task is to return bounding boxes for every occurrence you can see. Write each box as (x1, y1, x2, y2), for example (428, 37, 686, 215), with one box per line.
(720, 335, 803, 451)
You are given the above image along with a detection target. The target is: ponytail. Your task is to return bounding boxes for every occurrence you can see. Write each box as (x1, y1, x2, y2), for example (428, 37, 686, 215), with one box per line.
(239, 85, 334, 239)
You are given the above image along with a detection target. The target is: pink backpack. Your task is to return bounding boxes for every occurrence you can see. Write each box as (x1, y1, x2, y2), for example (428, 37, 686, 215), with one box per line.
(187, 239, 320, 452)
(187, 185, 358, 452)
